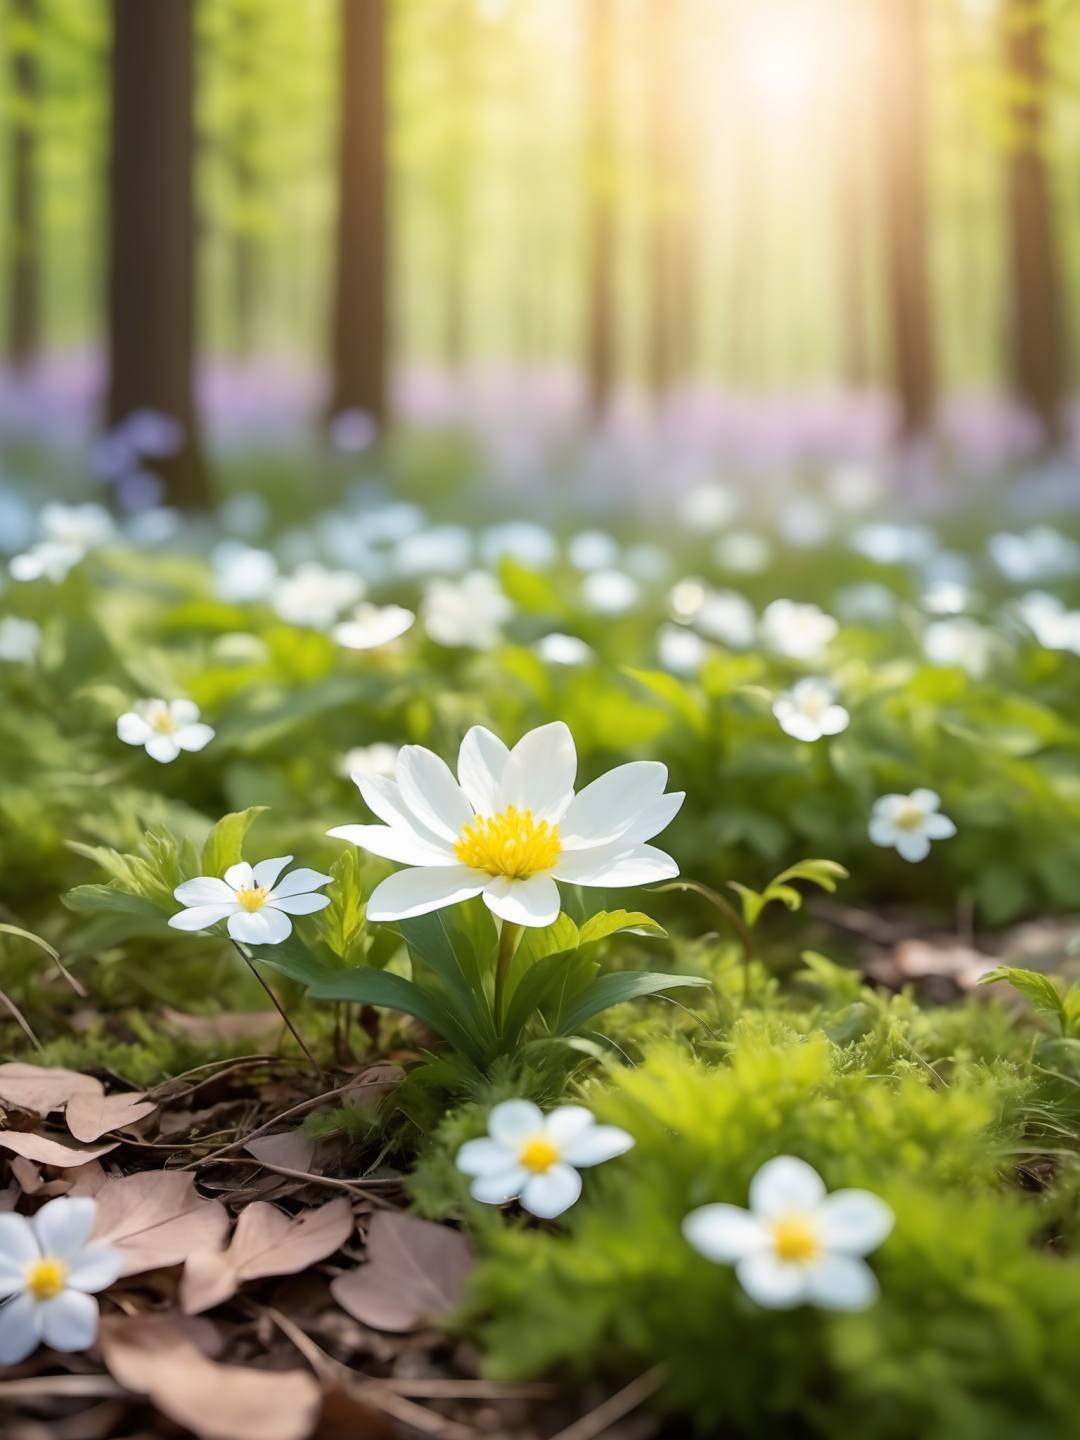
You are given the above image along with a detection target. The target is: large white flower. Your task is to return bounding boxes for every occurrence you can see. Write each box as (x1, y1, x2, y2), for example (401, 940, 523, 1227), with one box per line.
(0, 1197, 122, 1364)
(329, 721, 683, 928)
(168, 857, 333, 945)
(456, 1100, 634, 1219)
(773, 679, 849, 743)
(117, 699, 215, 764)
(333, 602, 415, 651)
(868, 789, 956, 863)
(683, 1156, 893, 1311)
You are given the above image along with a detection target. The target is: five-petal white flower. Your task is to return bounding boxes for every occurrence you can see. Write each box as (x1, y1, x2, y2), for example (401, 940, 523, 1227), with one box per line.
(168, 857, 333, 945)
(328, 721, 684, 928)
(683, 1156, 893, 1311)
(0, 1197, 121, 1365)
(868, 789, 956, 863)
(116, 699, 215, 764)
(456, 1100, 634, 1218)
(773, 679, 850, 743)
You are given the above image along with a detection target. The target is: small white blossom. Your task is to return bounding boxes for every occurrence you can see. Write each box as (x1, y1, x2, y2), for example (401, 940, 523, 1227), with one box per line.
(668, 577, 708, 623)
(923, 618, 998, 678)
(340, 742, 400, 781)
(117, 699, 215, 764)
(683, 1156, 893, 1311)
(456, 1100, 634, 1218)
(777, 495, 833, 549)
(835, 582, 896, 625)
(989, 526, 1080, 584)
(623, 542, 669, 582)
(169, 856, 332, 946)
(922, 580, 974, 616)
(773, 679, 849, 742)
(695, 589, 755, 649)
(480, 522, 557, 570)
(272, 564, 365, 629)
(394, 524, 473, 577)
(760, 600, 838, 661)
(422, 571, 512, 649)
(658, 623, 707, 676)
(827, 463, 882, 512)
(1017, 592, 1080, 654)
(0, 1197, 122, 1365)
(714, 530, 770, 574)
(869, 789, 956, 863)
(11, 504, 115, 585)
(851, 523, 936, 568)
(581, 568, 640, 615)
(537, 632, 593, 666)
(333, 602, 415, 651)
(211, 542, 278, 603)
(678, 482, 738, 531)
(0, 616, 42, 664)
(567, 529, 620, 571)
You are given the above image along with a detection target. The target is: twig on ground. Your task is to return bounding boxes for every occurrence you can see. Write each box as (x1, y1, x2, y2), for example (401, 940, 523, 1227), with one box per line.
(180, 1079, 360, 1169)
(547, 1366, 666, 1440)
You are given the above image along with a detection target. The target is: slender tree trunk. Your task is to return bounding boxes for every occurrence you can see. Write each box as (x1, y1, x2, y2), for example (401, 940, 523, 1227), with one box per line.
(232, 5, 259, 358)
(877, 0, 936, 439)
(834, 0, 870, 389)
(645, 0, 675, 399)
(1004, 0, 1067, 445)
(584, 0, 616, 418)
(106, 0, 208, 507)
(7, 0, 41, 370)
(328, 0, 388, 424)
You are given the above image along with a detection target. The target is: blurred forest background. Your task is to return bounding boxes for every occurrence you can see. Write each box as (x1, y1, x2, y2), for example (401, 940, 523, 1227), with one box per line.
(2, 0, 1080, 507)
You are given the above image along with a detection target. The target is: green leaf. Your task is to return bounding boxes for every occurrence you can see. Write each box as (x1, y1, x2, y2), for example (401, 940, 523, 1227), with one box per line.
(62, 884, 166, 921)
(316, 847, 368, 966)
(554, 971, 712, 1034)
(622, 667, 707, 735)
(397, 904, 498, 1046)
(200, 806, 267, 877)
(578, 910, 667, 944)
(978, 966, 1066, 1032)
(497, 557, 565, 616)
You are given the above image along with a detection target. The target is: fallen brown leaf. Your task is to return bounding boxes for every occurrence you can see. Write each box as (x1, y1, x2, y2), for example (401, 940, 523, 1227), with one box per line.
(0, 1062, 102, 1115)
(245, 1129, 316, 1172)
(100, 1313, 321, 1440)
(0, 1130, 117, 1167)
(65, 1089, 158, 1143)
(162, 1007, 284, 1042)
(92, 1170, 229, 1276)
(181, 1196, 354, 1314)
(330, 1211, 472, 1333)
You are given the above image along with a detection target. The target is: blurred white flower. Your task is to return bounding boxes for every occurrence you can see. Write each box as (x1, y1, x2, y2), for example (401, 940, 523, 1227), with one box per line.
(778, 495, 833, 549)
(169, 857, 332, 946)
(0, 1197, 122, 1365)
(355, 500, 426, 544)
(340, 742, 400, 782)
(480, 521, 557, 569)
(125, 506, 181, 547)
(11, 503, 115, 584)
(394, 524, 472, 577)
(922, 579, 974, 615)
(1016, 592, 1080, 654)
(537, 632, 593, 666)
(773, 679, 849, 742)
(851, 523, 936, 568)
(333, 602, 415, 651)
(0, 616, 41, 664)
(669, 577, 708, 623)
(0, 489, 35, 554)
(835, 582, 896, 625)
(567, 529, 620, 571)
(422, 570, 512, 648)
(658, 623, 707, 675)
(456, 1100, 634, 1219)
(117, 699, 215, 764)
(211, 542, 279, 603)
(695, 589, 755, 649)
(714, 530, 771, 574)
(683, 1156, 893, 1311)
(678, 482, 738, 530)
(272, 564, 365, 629)
(582, 568, 640, 615)
(827, 463, 882, 512)
(923, 618, 998, 677)
(218, 491, 270, 539)
(989, 526, 1080, 584)
(869, 789, 956, 863)
(760, 600, 838, 661)
(623, 541, 669, 582)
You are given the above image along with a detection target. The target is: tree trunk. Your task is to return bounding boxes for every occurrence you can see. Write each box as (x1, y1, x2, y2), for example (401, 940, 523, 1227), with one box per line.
(645, 0, 674, 399)
(1004, 0, 1067, 445)
(834, 0, 871, 390)
(328, 0, 388, 425)
(7, 0, 41, 371)
(584, 0, 616, 419)
(877, 0, 936, 439)
(106, 0, 208, 507)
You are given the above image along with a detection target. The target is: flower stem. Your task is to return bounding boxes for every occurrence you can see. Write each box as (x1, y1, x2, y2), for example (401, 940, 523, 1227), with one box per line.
(653, 877, 756, 1004)
(232, 941, 321, 1074)
(493, 920, 523, 1031)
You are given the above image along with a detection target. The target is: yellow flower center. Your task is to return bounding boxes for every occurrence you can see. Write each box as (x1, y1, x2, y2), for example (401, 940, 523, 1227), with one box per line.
(149, 706, 177, 734)
(236, 885, 269, 912)
(518, 1136, 560, 1174)
(26, 1256, 68, 1301)
(454, 806, 561, 879)
(894, 801, 926, 832)
(771, 1215, 821, 1265)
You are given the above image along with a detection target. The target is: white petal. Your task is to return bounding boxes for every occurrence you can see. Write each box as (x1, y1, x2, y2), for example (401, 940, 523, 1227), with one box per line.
(170, 699, 200, 726)
(498, 722, 577, 823)
(482, 873, 561, 928)
(365, 865, 484, 921)
(560, 1125, 634, 1168)
(618, 791, 686, 845)
(116, 713, 151, 745)
(38, 1289, 99, 1352)
(267, 866, 333, 898)
(469, 1167, 528, 1205)
(818, 1190, 894, 1255)
(520, 1163, 582, 1218)
(396, 745, 475, 841)
(868, 818, 898, 848)
(227, 907, 292, 944)
(0, 1216, 39, 1294)
(735, 1252, 808, 1308)
(0, 1293, 42, 1365)
(175, 723, 215, 753)
(457, 726, 511, 814)
(168, 904, 236, 932)
(895, 832, 931, 863)
(550, 842, 678, 887)
(225, 862, 255, 890)
(33, 1198, 96, 1258)
(911, 788, 940, 811)
(455, 1138, 517, 1177)
(488, 1100, 545, 1145)
(65, 1247, 123, 1294)
(682, 1204, 768, 1263)
(268, 892, 331, 916)
(173, 876, 235, 906)
(353, 774, 450, 849)
(542, 1106, 595, 1149)
(144, 734, 181, 763)
(559, 762, 668, 848)
(327, 823, 455, 866)
(923, 813, 956, 840)
(251, 856, 294, 890)
(803, 1253, 879, 1310)
(749, 1157, 827, 1220)
(821, 706, 849, 735)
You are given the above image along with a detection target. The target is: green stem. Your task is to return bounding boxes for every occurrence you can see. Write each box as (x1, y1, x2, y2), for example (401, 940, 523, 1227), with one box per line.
(493, 920, 523, 1032)
(653, 877, 756, 1005)
(232, 941, 321, 1074)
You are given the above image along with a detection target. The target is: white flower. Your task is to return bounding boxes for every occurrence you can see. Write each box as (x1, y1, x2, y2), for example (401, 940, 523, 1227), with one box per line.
(869, 789, 956, 863)
(658, 623, 707, 676)
(835, 582, 896, 625)
(827, 462, 882, 512)
(1016, 592, 1080, 654)
(272, 564, 365, 630)
(480, 521, 556, 569)
(851, 523, 936, 568)
(582, 568, 640, 615)
(0, 616, 42, 664)
(395, 524, 472, 577)
(760, 600, 838, 661)
(456, 1100, 634, 1218)
(568, 529, 620, 571)
(773, 679, 849, 742)
(117, 699, 215, 764)
(669, 577, 708, 622)
(714, 530, 770, 574)
(624, 542, 669, 582)
(40, 503, 115, 553)
(329, 720, 683, 928)
(777, 495, 832, 549)
(537, 632, 593, 666)
(211, 542, 278, 602)
(922, 579, 973, 616)
(678, 482, 738, 531)
(683, 1156, 893, 1311)
(168, 856, 333, 945)
(333, 602, 415, 651)
(422, 571, 512, 649)
(989, 526, 1080, 584)
(695, 589, 755, 649)
(11, 542, 84, 584)
(339, 742, 399, 781)
(0, 1197, 122, 1364)
(923, 618, 998, 678)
